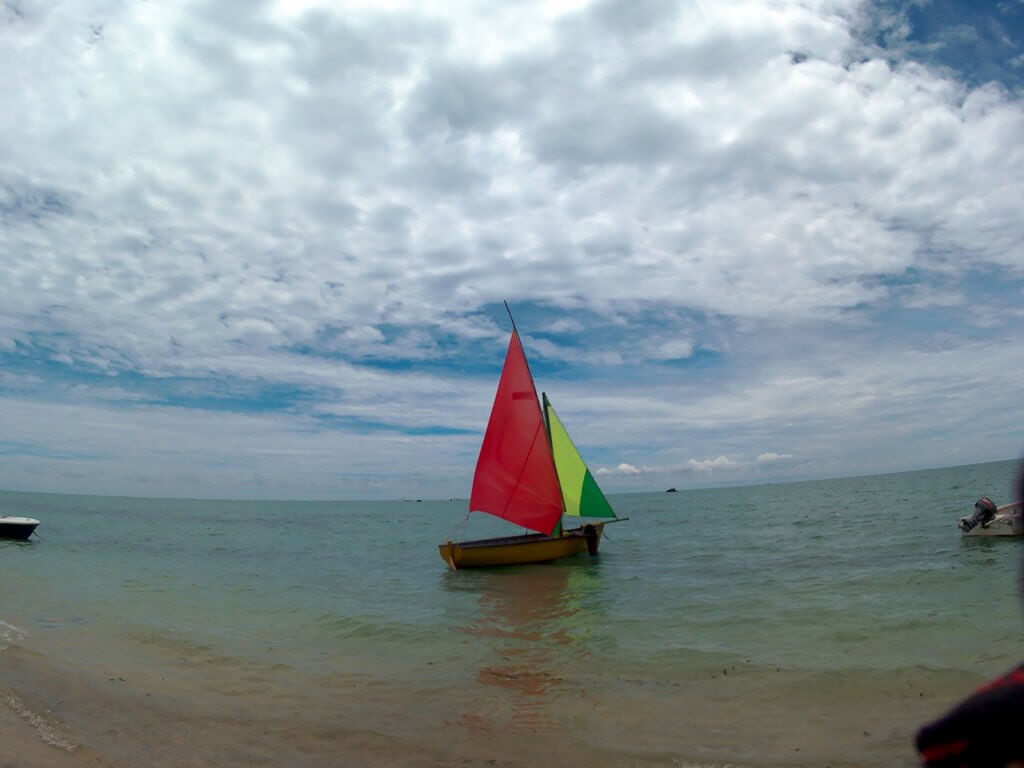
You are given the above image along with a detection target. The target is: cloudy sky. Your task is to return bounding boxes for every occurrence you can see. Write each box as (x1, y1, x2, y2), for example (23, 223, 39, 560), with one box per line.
(2, 0, 1023, 500)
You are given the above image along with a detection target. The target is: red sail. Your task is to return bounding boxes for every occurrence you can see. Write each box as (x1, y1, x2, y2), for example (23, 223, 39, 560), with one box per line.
(469, 331, 564, 535)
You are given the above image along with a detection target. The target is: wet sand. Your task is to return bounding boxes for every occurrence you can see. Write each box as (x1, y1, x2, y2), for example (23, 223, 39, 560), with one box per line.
(1, 701, 105, 768)
(3, 637, 959, 768)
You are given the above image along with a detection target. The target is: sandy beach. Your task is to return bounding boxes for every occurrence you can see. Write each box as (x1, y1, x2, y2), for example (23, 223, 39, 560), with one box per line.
(2, 635, 967, 768)
(2, 643, 400, 768)
(1, 701, 98, 768)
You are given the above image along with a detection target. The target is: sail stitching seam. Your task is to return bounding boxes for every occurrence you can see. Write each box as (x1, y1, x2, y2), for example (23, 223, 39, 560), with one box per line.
(500, 419, 545, 525)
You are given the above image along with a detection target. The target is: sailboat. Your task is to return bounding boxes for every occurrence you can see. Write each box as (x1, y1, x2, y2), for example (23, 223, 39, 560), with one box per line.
(439, 310, 625, 569)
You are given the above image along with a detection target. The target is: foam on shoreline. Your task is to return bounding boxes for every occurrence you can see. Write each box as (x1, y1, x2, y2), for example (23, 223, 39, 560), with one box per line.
(3, 691, 78, 752)
(0, 618, 28, 652)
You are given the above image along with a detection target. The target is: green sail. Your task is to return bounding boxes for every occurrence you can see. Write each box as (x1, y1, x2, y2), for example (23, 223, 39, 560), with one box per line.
(545, 396, 616, 519)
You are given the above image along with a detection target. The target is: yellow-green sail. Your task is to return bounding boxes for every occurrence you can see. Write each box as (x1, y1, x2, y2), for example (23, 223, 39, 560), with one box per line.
(544, 394, 616, 519)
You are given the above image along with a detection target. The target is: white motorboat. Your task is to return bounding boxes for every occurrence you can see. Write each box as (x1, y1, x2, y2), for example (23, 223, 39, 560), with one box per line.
(958, 498, 1023, 537)
(0, 516, 40, 540)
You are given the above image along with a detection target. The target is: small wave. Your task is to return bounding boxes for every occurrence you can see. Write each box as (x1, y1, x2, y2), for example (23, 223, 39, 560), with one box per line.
(35, 615, 93, 630)
(0, 619, 29, 651)
(310, 613, 438, 647)
(3, 692, 78, 752)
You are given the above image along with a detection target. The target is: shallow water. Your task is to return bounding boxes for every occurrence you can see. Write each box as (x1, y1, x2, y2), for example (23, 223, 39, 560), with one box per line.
(2, 459, 1022, 766)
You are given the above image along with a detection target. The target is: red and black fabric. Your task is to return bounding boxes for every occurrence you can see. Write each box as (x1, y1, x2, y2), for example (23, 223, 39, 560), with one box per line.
(915, 664, 1024, 767)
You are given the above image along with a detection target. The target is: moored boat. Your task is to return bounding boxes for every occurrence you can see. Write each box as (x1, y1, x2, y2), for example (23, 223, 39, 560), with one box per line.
(439, 523, 605, 569)
(0, 516, 40, 540)
(439, 305, 625, 569)
(958, 497, 1023, 537)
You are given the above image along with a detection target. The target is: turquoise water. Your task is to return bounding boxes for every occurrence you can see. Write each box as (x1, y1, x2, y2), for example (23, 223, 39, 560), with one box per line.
(2, 459, 1023, 767)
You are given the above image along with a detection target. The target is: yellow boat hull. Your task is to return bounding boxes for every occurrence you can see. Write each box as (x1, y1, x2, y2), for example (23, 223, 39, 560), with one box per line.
(439, 523, 605, 569)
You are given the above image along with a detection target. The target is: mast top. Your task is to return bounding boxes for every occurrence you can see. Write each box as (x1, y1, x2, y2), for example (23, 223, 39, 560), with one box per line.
(503, 300, 518, 334)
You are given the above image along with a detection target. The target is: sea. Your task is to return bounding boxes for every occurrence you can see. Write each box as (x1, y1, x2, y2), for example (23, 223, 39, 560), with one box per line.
(2, 459, 1023, 768)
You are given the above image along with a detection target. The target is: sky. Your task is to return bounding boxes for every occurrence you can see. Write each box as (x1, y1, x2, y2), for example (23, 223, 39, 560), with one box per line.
(2, 0, 1023, 501)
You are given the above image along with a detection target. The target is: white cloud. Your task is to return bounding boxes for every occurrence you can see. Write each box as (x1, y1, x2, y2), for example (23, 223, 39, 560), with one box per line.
(756, 452, 795, 463)
(653, 339, 695, 361)
(1, 0, 1023, 498)
(595, 462, 645, 476)
(686, 456, 738, 472)
(340, 325, 386, 344)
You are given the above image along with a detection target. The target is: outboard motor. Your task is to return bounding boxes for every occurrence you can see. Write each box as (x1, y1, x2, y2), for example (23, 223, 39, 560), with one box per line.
(959, 497, 998, 532)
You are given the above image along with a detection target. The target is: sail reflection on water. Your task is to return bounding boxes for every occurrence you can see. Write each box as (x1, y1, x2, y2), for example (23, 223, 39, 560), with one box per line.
(447, 562, 608, 733)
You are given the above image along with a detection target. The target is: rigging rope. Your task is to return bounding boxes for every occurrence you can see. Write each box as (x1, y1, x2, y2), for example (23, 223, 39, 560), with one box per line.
(446, 510, 472, 544)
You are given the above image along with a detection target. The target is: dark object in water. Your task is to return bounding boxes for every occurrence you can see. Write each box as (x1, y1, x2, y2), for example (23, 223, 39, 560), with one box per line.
(0, 516, 39, 540)
(958, 497, 998, 532)
(915, 663, 1024, 767)
(666, 487, 677, 493)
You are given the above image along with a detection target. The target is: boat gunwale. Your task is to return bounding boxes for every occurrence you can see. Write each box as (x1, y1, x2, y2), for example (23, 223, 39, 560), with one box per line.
(452, 523, 601, 549)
